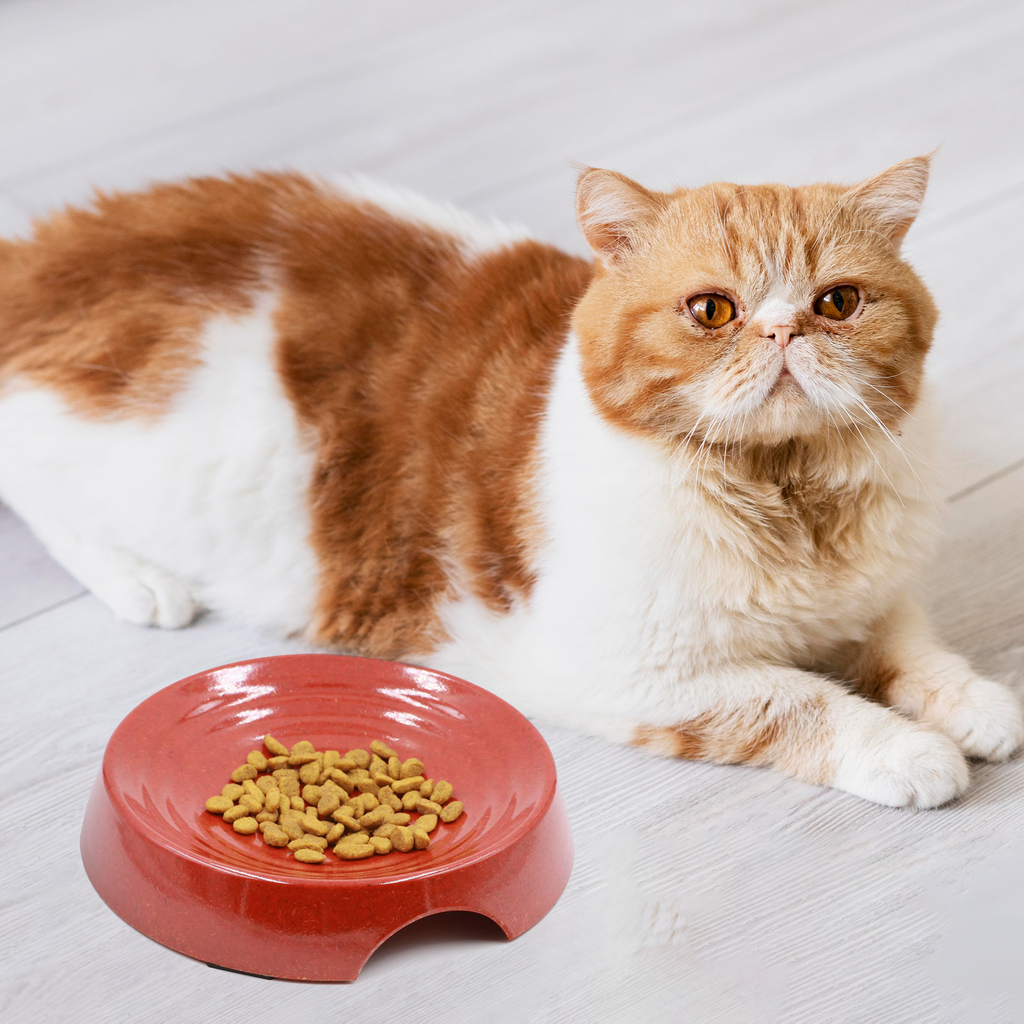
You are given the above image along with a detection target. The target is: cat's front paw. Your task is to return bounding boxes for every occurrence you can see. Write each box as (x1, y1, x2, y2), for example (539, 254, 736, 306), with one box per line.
(833, 711, 969, 808)
(928, 675, 1024, 762)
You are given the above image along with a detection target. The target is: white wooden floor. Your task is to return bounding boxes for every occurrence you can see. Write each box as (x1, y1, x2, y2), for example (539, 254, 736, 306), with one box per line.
(2, 2, 1024, 1022)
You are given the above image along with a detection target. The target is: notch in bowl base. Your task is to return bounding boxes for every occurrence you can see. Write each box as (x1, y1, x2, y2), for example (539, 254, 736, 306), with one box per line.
(81, 772, 573, 981)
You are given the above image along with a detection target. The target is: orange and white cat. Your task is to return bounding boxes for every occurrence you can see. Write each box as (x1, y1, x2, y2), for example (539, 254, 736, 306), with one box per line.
(0, 159, 1019, 807)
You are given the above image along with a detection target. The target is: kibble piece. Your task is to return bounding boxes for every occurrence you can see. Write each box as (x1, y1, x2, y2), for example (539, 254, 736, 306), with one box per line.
(359, 806, 392, 830)
(370, 836, 392, 855)
(391, 826, 415, 853)
(230, 764, 258, 783)
(431, 781, 453, 806)
(289, 750, 320, 766)
(205, 795, 235, 814)
(439, 801, 464, 823)
(239, 794, 263, 814)
(290, 795, 305, 810)
(347, 768, 370, 783)
(294, 847, 326, 864)
(392, 776, 425, 795)
(356, 778, 380, 797)
(278, 777, 300, 798)
(417, 798, 443, 817)
(301, 784, 322, 805)
(267, 755, 290, 769)
(330, 770, 355, 793)
(323, 750, 341, 770)
(371, 740, 398, 760)
(419, 779, 434, 797)
(344, 749, 371, 770)
(335, 841, 375, 860)
(288, 833, 328, 850)
(402, 790, 421, 811)
(337, 756, 358, 772)
(318, 793, 341, 816)
(379, 787, 402, 812)
(325, 822, 346, 845)
(333, 813, 363, 832)
(272, 767, 299, 780)
(255, 810, 278, 824)
(223, 804, 250, 824)
(350, 793, 378, 817)
(233, 816, 259, 835)
(391, 813, 411, 825)
(368, 754, 388, 777)
(291, 740, 315, 754)
(299, 760, 322, 784)
(264, 735, 290, 757)
(413, 828, 430, 850)
(265, 790, 282, 813)
(374, 823, 399, 841)
(242, 779, 265, 802)
(255, 775, 278, 795)
(279, 816, 305, 841)
(246, 750, 269, 772)
(263, 827, 289, 848)
(416, 813, 438, 834)
(221, 783, 245, 801)
(301, 817, 332, 838)
(372, 772, 394, 787)
(400, 758, 426, 780)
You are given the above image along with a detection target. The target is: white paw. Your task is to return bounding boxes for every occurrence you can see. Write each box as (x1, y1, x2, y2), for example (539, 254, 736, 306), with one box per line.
(833, 710, 970, 809)
(109, 558, 197, 629)
(66, 544, 198, 629)
(930, 675, 1024, 762)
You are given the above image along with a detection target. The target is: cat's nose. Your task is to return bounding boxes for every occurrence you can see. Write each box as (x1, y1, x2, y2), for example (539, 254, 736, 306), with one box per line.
(764, 325, 797, 349)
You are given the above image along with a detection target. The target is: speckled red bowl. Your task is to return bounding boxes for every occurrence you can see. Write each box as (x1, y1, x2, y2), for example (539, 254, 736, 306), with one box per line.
(80, 654, 572, 981)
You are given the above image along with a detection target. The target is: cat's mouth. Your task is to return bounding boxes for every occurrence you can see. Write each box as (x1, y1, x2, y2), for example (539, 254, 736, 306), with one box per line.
(767, 364, 801, 397)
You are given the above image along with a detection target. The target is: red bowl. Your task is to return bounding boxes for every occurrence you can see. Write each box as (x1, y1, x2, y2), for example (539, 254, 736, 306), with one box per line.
(80, 654, 573, 981)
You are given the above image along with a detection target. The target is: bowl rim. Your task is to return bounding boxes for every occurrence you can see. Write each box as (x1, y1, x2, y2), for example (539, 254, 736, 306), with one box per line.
(102, 652, 559, 887)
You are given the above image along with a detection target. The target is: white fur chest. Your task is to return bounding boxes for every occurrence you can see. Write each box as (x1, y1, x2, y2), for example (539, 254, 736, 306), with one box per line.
(433, 337, 938, 726)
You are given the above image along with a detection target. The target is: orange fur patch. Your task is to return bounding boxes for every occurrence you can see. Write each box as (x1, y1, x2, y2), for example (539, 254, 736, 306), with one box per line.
(0, 173, 591, 657)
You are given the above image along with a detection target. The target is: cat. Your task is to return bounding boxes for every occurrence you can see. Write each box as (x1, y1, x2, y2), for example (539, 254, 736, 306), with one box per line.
(0, 159, 1019, 808)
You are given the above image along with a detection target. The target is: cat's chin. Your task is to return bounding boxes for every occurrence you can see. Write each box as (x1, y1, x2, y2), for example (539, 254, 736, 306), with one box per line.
(740, 382, 830, 445)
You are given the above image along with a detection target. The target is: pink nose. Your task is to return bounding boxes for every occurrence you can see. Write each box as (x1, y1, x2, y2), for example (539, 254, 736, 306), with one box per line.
(764, 324, 797, 349)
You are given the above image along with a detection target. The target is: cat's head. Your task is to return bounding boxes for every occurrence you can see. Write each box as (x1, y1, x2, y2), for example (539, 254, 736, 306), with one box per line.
(571, 158, 937, 450)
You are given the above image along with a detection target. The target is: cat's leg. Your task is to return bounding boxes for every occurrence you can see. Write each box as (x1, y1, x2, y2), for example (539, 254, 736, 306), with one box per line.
(849, 597, 1023, 762)
(30, 517, 197, 629)
(631, 664, 969, 808)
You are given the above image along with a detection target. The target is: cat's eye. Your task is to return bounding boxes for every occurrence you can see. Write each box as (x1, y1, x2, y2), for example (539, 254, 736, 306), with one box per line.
(687, 294, 735, 329)
(814, 285, 860, 321)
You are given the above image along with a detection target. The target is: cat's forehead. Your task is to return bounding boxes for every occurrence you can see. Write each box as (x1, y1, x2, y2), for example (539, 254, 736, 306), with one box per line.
(657, 181, 861, 287)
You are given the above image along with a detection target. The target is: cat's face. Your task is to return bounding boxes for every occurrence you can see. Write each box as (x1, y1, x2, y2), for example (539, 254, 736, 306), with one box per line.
(572, 159, 937, 449)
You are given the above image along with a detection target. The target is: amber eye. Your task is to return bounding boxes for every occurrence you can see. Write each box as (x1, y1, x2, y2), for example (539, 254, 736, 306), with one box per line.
(687, 293, 735, 329)
(814, 284, 860, 321)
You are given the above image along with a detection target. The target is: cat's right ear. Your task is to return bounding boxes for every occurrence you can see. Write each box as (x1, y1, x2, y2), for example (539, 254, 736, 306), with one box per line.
(575, 168, 663, 264)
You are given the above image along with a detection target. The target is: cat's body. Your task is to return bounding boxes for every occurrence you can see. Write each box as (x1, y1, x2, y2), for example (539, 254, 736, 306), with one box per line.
(1, 165, 1020, 807)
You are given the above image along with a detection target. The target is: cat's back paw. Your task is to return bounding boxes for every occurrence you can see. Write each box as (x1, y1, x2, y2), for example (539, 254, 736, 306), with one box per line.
(117, 558, 198, 629)
(40, 530, 199, 630)
(834, 713, 969, 809)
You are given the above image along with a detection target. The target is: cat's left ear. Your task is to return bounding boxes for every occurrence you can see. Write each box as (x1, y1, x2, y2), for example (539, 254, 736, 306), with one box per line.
(848, 155, 931, 247)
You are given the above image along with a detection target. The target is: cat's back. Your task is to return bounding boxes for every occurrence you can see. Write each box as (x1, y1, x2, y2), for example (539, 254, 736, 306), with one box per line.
(0, 173, 592, 650)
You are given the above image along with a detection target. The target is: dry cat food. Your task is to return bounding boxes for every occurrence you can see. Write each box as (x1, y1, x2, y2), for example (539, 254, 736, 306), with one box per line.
(204, 735, 465, 865)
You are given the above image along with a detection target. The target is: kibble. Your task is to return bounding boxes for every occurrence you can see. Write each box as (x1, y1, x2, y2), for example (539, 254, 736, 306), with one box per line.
(204, 735, 465, 866)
